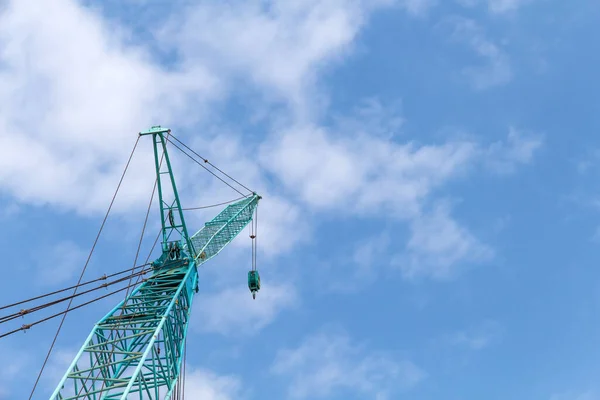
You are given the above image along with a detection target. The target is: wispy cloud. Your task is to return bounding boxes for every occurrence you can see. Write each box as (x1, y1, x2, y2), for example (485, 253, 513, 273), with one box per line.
(444, 319, 504, 350)
(485, 127, 544, 174)
(455, 0, 536, 14)
(159, 0, 402, 117)
(271, 329, 426, 399)
(443, 16, 512, 90)
(184, 368, 244, 400)
(488, 0, 535, 14)
(397, 200, 494, 280)
(259, 123, 477, 216)
(192, 282, 298, 335)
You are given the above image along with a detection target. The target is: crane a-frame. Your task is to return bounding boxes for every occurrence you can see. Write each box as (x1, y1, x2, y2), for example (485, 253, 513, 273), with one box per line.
(49, 126, 261, 399)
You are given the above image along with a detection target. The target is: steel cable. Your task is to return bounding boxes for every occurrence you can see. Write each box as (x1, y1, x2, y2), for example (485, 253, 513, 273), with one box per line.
(167, 133, 254, 195)
(0, 268, 151, 325)
(0, 279, 147, 340)
(166, 138, 249, 197)
(0, 263, 150, 312)
(28, 135, 141, 400)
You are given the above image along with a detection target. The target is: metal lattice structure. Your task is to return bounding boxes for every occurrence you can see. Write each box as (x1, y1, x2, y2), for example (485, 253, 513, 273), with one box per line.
(50, 126, 259, 399)
(187, 194, 260, 266)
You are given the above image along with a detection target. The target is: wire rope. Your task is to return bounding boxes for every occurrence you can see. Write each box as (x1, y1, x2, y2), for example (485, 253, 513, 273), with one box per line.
(28, 135, 141, 400)
(0, 280, 146, 340)
(93, 144, 162, 398)
(167, 134, 254, 194)
(166, 139, 248, 197)
(0, 268, 151, 325)
(0, 263, 150, 312)
(181, 195, 248, 211)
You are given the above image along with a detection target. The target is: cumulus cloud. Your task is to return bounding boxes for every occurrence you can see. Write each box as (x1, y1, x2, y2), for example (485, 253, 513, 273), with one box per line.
(0, 0, 218, 215)
(0, 0, 544, 283)
(271, 330, 426, 399)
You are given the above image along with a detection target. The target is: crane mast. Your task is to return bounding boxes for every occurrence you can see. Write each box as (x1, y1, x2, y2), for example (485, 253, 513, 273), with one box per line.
(50, 126, 260, 399)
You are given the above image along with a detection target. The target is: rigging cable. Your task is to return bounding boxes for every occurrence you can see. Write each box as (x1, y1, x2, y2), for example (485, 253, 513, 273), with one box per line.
(250, 205, 258, 272)
(182, 195, 247, 211)
(0, 263, 150, 312)
(0, 279, 147, 340)
(93, 143, 161, 399)
(168, 133, 254, 195)
(0, 268, 151, 325)
(28, 135, 141, 400)
(166, 138, 249, 197)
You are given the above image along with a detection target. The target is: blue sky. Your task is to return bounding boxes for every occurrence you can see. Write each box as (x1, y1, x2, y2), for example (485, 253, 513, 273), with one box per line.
(0, 0, 599, 399)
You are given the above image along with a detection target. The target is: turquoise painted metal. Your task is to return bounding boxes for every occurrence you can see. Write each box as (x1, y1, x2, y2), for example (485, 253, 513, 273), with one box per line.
(248, 270, 260, 299)
(49, 126, 260, 399)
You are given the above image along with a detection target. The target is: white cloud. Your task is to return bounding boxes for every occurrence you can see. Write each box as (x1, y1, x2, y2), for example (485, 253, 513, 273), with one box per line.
(445, 320, 504, 350)
(0, 0, 402, 259)
(260, 122, 539, 280)
(271, 330, 426, 399)
(398, 200, 494, 279)
(0, 0, 543, 279)
(0, 0, 218, 215)
(159, 0, 400, 117)
(444, 16, 512, 89)
(485, 127, 544, 174)
(259, 124, 477, 217)
(192, 281, 298, 335)
(179, 132, 311, 258)
(334, 97, 405, 140)
(184, 368, 243, 400)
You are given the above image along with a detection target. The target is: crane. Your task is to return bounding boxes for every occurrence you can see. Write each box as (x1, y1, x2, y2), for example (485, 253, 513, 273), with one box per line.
(43, 126, 262, 399)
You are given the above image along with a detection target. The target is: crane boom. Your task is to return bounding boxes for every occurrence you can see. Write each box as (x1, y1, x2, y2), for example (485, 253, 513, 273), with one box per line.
(50, 127, 259, 399)
(187, 194, 260, 266)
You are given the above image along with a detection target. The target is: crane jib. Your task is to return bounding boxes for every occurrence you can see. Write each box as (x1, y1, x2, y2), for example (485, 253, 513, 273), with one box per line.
(185, 194, 260, 266)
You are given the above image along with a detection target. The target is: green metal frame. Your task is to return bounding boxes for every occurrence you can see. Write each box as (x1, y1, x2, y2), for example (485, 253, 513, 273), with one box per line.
(50, 126, 260, 399)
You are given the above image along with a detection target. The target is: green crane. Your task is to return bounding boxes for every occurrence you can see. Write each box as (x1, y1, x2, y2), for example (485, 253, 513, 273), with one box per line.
(49, 126, 261, 399)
